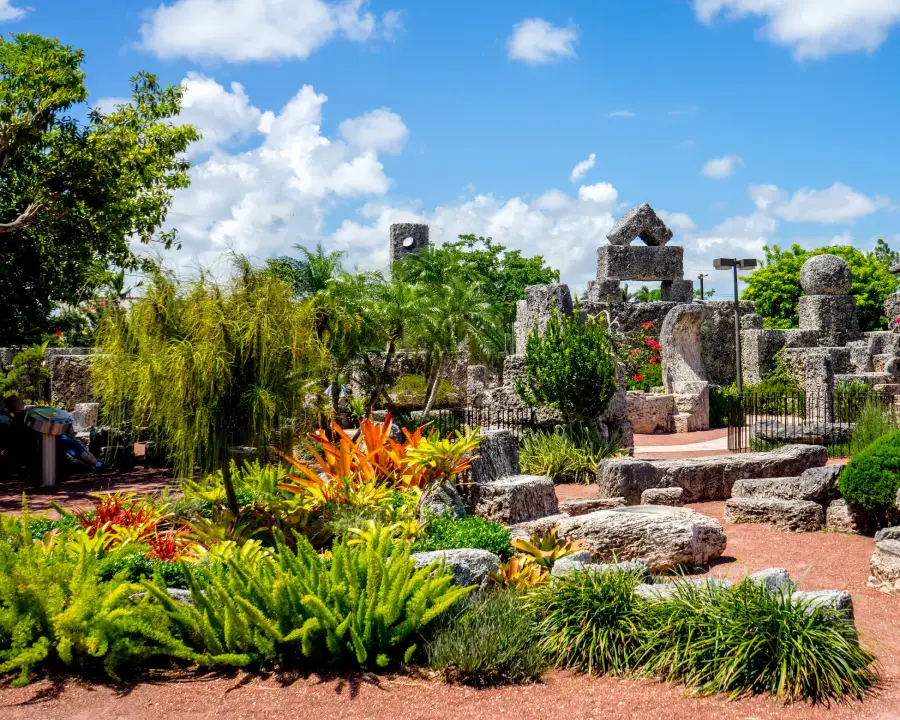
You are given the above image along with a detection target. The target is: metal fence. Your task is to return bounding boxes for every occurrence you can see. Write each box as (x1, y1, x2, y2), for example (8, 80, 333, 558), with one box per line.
(402, 406, 542, 441)
(726, 389, 899, 456)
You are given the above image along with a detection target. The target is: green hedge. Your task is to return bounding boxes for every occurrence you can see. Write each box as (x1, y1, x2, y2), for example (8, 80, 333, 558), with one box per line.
(411, 516, 513, 560)
(838, 429, 900, 509)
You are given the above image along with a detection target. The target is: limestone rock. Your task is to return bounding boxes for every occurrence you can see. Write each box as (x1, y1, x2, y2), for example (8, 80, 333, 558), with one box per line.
(558, 497, 626, 516)
(640, 487, 684, 506)
(417, 478, 466, 520)
(389, 223, 429, 265)
(732, 465, 840, 504)
(606, 203, 674, 247)
(660, 279, 693, 303)
(510, 513, 568, 539)
(825, 499, 879, 535)
(596, 245, 684, 282)
(798, 295, 859, 346)
(869, 538, 900, 594)
(555, 506, 726, 571)
(724, 497, 824, 532)
(792, 590, 854, 621)
(467, 429, 520, 484)
(800, 254, 853, 296)
(747, 568, 795, 594)
(469, 475, 558, 524)
(49, 354, 96, 409)
(661, 304, 708, 390)
(626, 392, 673, 434)
(597, 444, 827, 505)
(750, 421, 852, 446)
(411, 548, 500, 589)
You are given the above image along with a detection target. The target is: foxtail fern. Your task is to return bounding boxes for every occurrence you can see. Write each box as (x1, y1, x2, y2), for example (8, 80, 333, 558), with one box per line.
(146, 531, 472, 669)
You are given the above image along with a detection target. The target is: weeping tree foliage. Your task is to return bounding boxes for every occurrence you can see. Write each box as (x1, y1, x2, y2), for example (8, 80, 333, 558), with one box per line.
(92, 258, 323, 510)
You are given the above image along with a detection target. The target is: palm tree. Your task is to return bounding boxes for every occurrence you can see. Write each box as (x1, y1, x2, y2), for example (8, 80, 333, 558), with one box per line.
(266, 243, 346, 299)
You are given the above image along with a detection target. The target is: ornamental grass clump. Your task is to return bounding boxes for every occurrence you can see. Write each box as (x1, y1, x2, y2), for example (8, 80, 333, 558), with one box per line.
(639, 579, 879, 703)
(426, 589, 547, 686)
(146, 527, 471, 670)
(527, 567, 647, 675)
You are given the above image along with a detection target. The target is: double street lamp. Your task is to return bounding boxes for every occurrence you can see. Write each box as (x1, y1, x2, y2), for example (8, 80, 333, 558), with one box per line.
(713, 258, 758, 393)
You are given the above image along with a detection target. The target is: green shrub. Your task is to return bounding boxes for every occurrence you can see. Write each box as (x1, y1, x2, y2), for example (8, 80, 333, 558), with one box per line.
(103, 553, 191, 589)
(25, 513, 78, 539)
(412, 516, 513, 560)
(516, 308, 617, 421)
(520, 424, 624, 484)
(148, 531, 471, 670)
(426, 589, 547, 685)
(527, 567, 647, 675)
(390, 374, 458, 410)
(0, 519, 192, 686)
(838, 429, 900, 509)
(640, 579, 879, 702)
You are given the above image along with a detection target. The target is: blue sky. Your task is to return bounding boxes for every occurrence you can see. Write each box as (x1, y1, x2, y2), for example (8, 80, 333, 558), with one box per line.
(6, 0, 900, 296)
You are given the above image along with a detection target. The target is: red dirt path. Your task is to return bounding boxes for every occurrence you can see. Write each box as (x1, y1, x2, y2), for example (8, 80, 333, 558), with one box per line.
(2, 486, 899, 719)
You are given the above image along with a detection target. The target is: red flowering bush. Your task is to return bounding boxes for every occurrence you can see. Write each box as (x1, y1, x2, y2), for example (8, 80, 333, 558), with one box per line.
(615, 322, 663, 391)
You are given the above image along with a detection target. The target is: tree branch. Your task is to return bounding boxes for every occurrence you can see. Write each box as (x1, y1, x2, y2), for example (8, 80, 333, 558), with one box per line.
(0, 202, 42, 233)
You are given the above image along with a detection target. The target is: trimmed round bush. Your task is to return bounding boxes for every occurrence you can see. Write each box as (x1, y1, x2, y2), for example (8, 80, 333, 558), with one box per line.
(838, 429, 900, 509)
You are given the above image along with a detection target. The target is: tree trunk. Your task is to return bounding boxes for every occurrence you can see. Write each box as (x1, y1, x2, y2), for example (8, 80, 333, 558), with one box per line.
(366, 336, 398, 412)
(222, 458, 240, 518)
(423, 358, 444, 415)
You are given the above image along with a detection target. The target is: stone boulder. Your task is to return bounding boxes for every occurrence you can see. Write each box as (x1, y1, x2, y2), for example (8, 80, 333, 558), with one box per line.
(626, 392, 673, 434)
(555, 506, 726, 571)
(869, 530, 900, 594)
(800, 254, 853, 296)
(558, 497, 626, 516)
(747, 568, 795, 594)
(724, 497, 824, 532)
(597, 444, 827, 504)
(825, 499, 881, 535)
(793, 590, 854, 621)
(411, 549, 500, 589)
(606, 203, 673, 247)
(731, 465, 841, 504)
(469, 475, 558, 524)
(640, 487, 684, 506)
(417, 478, 466, 520)
(467, 429, 520, 484)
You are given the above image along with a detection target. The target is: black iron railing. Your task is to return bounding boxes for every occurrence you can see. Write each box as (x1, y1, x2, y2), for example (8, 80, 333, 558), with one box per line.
(727, 389, 898, 457)
(399, 406, 542, 441)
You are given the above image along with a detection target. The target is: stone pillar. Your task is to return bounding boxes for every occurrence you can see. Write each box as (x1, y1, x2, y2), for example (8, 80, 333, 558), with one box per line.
(514, 283, 574, 354)
(389, 223, 430, 266)
(797, 254, 860, 346)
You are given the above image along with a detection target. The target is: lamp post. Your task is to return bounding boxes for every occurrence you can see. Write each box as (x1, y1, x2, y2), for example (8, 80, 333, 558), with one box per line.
(697, 273, 708, 301)
(713, 258, 758, 393)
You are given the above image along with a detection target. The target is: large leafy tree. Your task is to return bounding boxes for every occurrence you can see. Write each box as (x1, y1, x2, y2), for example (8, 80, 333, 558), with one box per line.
(444, 235, 559, 328)
(0, 33, 199, 345)
(742, 243, 899, 332)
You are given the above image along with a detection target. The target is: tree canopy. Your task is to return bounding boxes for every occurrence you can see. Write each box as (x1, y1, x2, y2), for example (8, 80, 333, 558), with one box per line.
(741, 242, 899, 332)
(0, 33, 199, 345)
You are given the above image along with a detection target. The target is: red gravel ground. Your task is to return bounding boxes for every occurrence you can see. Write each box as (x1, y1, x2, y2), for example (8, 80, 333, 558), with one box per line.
(1, 488, 899, 719)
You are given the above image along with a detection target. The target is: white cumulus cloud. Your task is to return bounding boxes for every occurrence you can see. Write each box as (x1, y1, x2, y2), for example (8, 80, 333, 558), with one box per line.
(508, 18, 579, 65)
(0, 0, 27, 21)
(693, 0, 900, 60)
(702, 154, 744, 179)
(577, 182, 618, 205)
(569, 153, 596, 183)
(755, 182, 878, 223)
(160, 77, 406, 270)
(338, 108, 408, 154)
(139, 0, 395, 62)
(607, 109, 636, 118)
(658, 210, 697, 233)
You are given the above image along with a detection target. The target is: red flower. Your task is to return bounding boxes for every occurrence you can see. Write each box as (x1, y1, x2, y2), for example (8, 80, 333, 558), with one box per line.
(649, 357, 658, 365)
(633, 373, 644, 382)
(54, 329, 62, 337)
(641, 321, 654, 330)
(895, 317, 900, 325)
(646, 338, 661, 350)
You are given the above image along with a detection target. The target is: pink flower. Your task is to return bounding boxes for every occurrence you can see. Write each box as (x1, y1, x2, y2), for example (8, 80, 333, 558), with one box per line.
(895, 317, 900, 324)
(88, 306, 96, 312)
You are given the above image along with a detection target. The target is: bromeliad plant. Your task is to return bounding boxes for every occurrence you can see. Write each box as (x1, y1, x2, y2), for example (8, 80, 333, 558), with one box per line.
(511, 526, 586, 570)
(274, 414, 481, 508)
